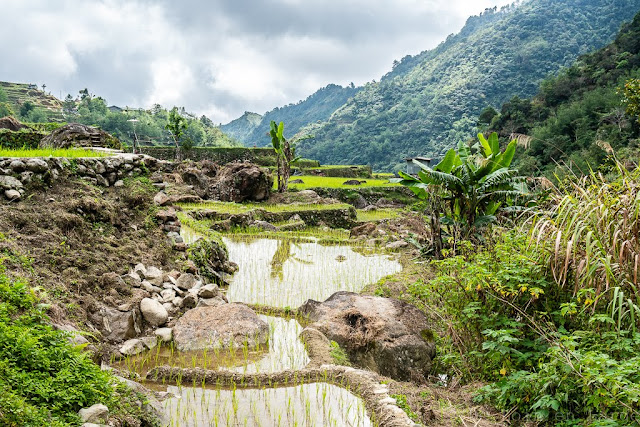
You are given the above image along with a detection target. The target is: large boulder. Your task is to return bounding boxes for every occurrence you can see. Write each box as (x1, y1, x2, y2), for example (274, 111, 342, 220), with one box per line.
(299, 291, 436, 381)
(172, 304, 269, 352)
(39, 123, 120, 149)
(208, 162, 272, 202)
(0, 116, 29, 131)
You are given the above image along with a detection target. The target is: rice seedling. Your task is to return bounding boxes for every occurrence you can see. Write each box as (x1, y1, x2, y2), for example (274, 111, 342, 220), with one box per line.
(0, 147, 110, 158)
(223, 236, 402, 307)
(356, 208, 402, 222)
(178, 200, 354, 214)
(285, 175, 398, 189)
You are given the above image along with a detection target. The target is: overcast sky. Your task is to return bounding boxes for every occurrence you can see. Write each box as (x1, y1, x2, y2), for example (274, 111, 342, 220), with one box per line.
(1, 0, 513, 124)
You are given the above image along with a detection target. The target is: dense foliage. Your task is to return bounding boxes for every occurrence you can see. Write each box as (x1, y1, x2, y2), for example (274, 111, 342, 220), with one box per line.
(394, 133, 526, 257)
(403, 160, 640, 425)
(222, 84, 359, 146)
(487, 11, 640, 178)
(0, 261, 148, 426)
(296, 0, 639, 171)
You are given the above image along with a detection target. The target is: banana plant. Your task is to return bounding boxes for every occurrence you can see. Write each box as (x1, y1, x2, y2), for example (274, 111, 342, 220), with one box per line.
(393, 132, 528, 251)
(270, 121, 299, 193)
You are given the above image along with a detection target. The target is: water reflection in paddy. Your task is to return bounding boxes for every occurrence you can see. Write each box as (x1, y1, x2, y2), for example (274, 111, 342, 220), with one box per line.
(224, 236, 402, 308)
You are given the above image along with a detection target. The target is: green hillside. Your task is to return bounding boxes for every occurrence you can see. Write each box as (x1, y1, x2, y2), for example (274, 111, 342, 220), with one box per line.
(296, 0, 640, 171)
(222, 83, 359, 146)
(485, 11, 640, 178)
(221, 111, 263, 143)
(0, 81, 63, 121)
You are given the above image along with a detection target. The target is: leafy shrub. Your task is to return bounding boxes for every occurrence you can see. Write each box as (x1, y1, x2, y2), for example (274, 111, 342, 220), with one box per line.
(0, 268, 114, 426)
(187, 237, 229, 282)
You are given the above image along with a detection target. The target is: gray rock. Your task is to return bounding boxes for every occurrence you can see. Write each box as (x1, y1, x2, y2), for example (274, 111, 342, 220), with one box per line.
(173, 304, 269, 352)
(140, 336, 158, 350)
(96, 174, 109, 187)
(4, 189, 20, 200)
(142, 281, 162, 294)
(99, 307, 141, 342)
(182, 293, 198, 309)
(153, 191, 171, 206)
(113, 179, 124, 187)
(140, 298, 168, 327)
(120, 339, 146, 356)
(195, 296, 227, 308)
(155, 327, 173, 343)
(19, 171, 33, 184)
(144, 266, 164, 286)
(9, 160, 25, 172)
(160, 289, 176, 303)
(250, 220, 278, 231)
(299, 291, 436, 382)
(25, 158, 48, 173)
(133, 263, 147, 277)
(94, 161, 106, 174)
(172, 296, 184, 308)
(78, 404, 109, 424)
(175, 273, 197, 290)
(162, 302, 174, 313)
(0, 175, 23, 190)
(197, 283, 219, 299)
(385, 240, 409, 250)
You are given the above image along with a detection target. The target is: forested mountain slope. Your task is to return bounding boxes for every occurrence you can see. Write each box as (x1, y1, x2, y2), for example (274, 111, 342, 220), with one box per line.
(296, 0, 640, 171)
(222, 83, 359, 146)
(219, 111, 263, 143)
(485, 11, 640, 178)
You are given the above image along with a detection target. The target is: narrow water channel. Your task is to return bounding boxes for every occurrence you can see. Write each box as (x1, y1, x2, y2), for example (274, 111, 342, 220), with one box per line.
(140, 224, 402, 425)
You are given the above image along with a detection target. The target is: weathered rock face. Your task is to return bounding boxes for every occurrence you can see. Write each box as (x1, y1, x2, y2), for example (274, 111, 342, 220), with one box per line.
(0, 116, 28, 131)
(172, 304, 269, 352)
(96, 307, 141, 342)
(39, 123, 120, 149)
(208, 162, 272, 202)
(299, 291, 436, 382)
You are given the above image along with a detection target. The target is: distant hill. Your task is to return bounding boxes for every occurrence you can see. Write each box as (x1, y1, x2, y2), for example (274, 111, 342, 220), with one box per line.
(222, 83, 360, 146)
(485, 10, 640, 178)
(221, 111, 263, 143)
(295, 0, 640, 171)
(0, 81, 63, 121)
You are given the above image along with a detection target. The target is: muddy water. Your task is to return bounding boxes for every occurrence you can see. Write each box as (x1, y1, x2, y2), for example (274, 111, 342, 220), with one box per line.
(154, 224, 402, 425)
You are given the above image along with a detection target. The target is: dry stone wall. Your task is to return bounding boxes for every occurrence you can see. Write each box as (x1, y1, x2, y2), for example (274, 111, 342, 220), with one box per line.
(0, 154, 160, 201)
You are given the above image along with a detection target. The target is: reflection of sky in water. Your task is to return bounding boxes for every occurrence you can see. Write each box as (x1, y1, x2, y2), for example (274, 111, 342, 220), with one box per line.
(117, 315, 308, 376)
(224, 237, 402, 308)
(229, 314, 309, 374)
(162, 382, 372, 427)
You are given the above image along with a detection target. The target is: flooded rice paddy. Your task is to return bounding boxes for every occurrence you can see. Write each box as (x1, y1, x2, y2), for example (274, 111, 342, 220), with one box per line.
(134, 221, 402, 425)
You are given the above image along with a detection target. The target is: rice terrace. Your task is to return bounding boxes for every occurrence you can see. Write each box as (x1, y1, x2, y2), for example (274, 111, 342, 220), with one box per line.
(3, 1, 640, 426)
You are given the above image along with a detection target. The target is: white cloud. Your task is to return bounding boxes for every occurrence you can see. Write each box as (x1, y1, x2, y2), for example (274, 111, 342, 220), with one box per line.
(0, 0, 514, 123)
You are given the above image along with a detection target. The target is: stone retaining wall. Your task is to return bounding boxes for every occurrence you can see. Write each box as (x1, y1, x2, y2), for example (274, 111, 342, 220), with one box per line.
(0, 154, 159, 201)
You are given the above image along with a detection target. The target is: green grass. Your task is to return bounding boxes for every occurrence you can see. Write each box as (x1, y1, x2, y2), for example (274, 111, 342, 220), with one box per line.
(286, 175, 398, 189)
(356, 208, 402, 222)
(0, 148, 109, 158)
(178, 200, 353, 214)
